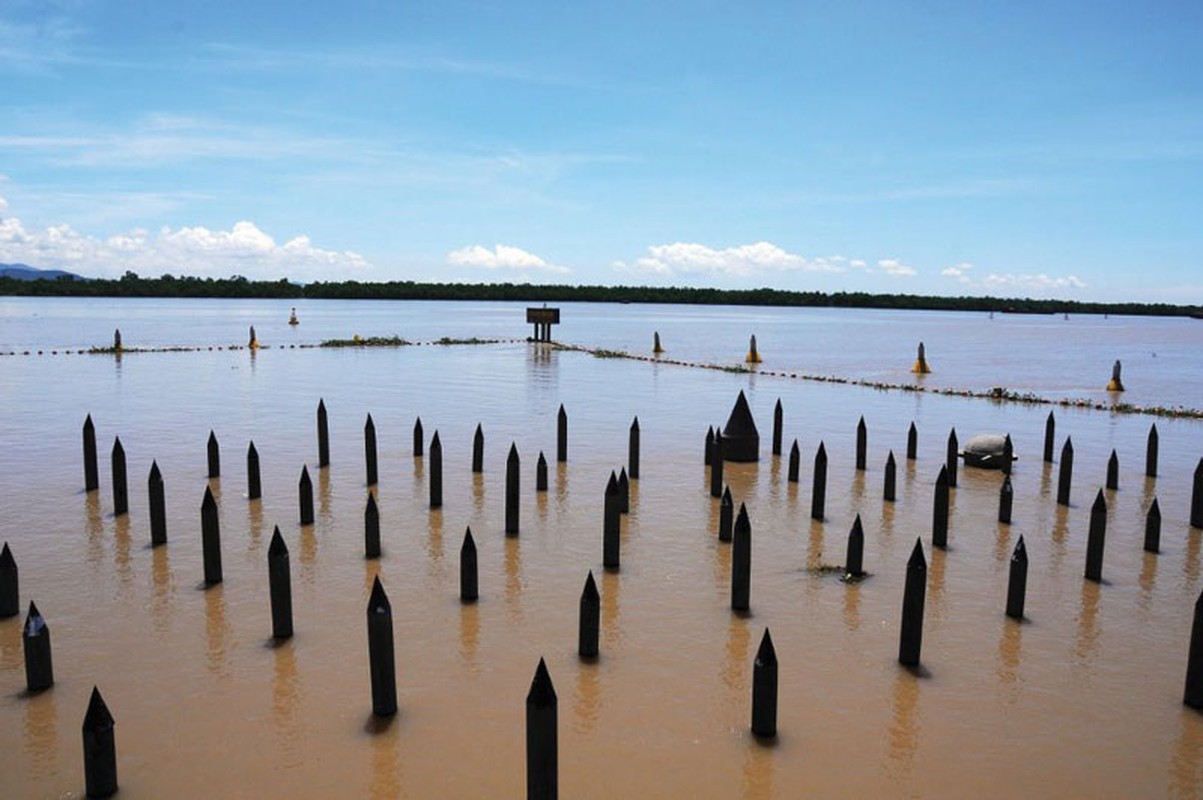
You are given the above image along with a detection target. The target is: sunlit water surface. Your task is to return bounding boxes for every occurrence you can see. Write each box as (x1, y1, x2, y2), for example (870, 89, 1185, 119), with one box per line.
(1, 298, 1202, 798)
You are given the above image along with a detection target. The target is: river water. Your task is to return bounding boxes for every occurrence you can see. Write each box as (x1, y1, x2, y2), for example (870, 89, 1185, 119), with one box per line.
(1, 297, 1202, 797)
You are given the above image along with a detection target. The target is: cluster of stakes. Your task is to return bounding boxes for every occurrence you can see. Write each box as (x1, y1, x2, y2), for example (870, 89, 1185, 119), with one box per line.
(5, 390, 1203, 798)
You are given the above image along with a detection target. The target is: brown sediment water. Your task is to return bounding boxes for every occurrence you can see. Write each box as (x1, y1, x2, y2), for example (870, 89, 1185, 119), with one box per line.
(0, 305, 1202, 797)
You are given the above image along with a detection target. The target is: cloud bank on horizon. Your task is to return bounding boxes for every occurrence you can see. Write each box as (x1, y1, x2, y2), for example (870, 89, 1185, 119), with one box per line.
(0, 3, 1198, 301)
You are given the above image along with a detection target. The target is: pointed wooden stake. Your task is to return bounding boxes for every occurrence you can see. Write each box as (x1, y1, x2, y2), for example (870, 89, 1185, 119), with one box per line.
(906, 422, 918, 461)
(603, 472, 620, 571)
(364, 493, 381, 559)
(247, 441, 261, 500)
(1006, 536, 1028, 620)
(884, 451, 897, 502)
(207, 430, 220, 479)
(1085, 489, 1107, 583)
(1043, 411, 1056, 464)
(23, 600, 53, 691)
(111, 437, 128, 517)
(472, 423, 485, 474)
(413, 417, 424, 457)
(367, 576, 397, 717)
(932, 466, 949, 549)
(557, 405, 568, 463)
(618, 468, 630, 515)
(718, 486, 734, 543)
(731, 504, 751, 612)
(83, 414, 99, 492)
(999, 475, 1013, 525)
(1145, 498, 1162, 554)
(945, 428, 958, 489)
(268, 527, 293, 640)
(148, 461, 167, 546)
(506, 443, 520, 535)
(629, 417, 641, 480)
(317, 399, 330, 468)
(299, 466, 314, 526)
(811, 442, 827, 521)
(771, 399, 783, 457)
(899, 539, 927, 667)
(82, 686, 118, 798)
(365, 414, 378, 486)
(710, 432, 724, 499)
(1106, 449, 1119, 491)
(579, 572, 599, 659)
(526, 658, 558, 800)
(704, 426, 714, 466)
(1057, 438, 1074, 507)
(1146, 424, 1159, 478)
(788, 439, 800, 483)
(202, 486, 222, 585)
(751, 628, 777, 739)
(536, 451, 549, 492)
(461, 528, 478, 603)
(0, 543, 17, 618)
(856, 416, 867, 471)
(430, 432, 443, 509)
(845, 515, 865, 577)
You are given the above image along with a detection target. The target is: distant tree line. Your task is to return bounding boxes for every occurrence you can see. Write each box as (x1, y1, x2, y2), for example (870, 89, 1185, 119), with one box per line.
(1, 271, 1199, 317)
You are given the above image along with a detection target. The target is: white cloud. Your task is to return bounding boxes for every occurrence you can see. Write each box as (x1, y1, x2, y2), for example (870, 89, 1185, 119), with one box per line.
(940, 262, 974, 283)
(0, 213, 370, 281)
(447, 244, 569, 274)
(982, 273, 1086, 292)
(617, 241, 844, 278)
(877, 258, 917, 277)
(0, 195, 7, 212)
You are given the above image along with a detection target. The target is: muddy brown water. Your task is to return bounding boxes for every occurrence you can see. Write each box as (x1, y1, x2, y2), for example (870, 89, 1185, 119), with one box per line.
(1, 307, 1202, 797)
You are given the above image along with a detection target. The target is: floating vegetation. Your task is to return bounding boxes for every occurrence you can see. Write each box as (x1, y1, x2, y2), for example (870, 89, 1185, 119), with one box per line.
(434, 336, 498, 346)
(320, 335, 411, 348)
(590, 348, 627, 359)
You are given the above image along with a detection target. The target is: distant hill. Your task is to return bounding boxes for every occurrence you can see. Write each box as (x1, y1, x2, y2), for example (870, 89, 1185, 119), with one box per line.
(0, 263, 85, 281)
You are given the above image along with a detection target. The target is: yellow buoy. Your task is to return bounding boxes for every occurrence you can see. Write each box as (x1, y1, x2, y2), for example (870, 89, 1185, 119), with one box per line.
(746, 334, 762, 364)
(1107, 359, 1124, 391)
(653, 331, 664, 354)
(911, 341, 931, 374)
(288, 307, 299, 326)
(248, 325, 259, 350)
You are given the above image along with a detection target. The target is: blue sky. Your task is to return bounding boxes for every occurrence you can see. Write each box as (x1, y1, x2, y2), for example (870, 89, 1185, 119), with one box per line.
(1, 1, 1200, 301)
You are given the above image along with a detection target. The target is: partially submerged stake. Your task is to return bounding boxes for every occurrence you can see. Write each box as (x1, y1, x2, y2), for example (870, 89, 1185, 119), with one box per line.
(268, 527, 293, 640)
(998, 475, 1013, 525)
(83, 415, 98, 492)
(603, 472, 620, 571)
(526, 658, 558, 800)
(557, 405, 568, 463)
(710, 433, 725, 499)
(1085, 489, 1107, 583)
(618, 468, 630, 515)
(23, 600, 53, 691)
(945, 428, 958, 489)
(111, 437, 128, 517)
(1192, 458, 1203, 529)
(811, 442, 827, 521)
(364, 493, 381, 559)
(0, 543, 17, 618)
(367, 576, 397, 717)
(906, 422, 918, 461)
(148, 461, 167, 546)
(1006, 536, 1028, 620)
(1057, 438, 1075, 507)
(718, 487, 734, 543)
(751, 628, 778, 739)
(1145, 498, 1162, 554)
(932, 466, 950, 549)
(472, 424, 484, 474)
(247, 441, 261, 500)
(1043, 411, 1056, 464)
(207, 430, 220, 479)
(704, 426, 714, 467)
(731, 504, 751, 612)
(317, 399, 330, 468)
(413, 417, 424, 457)
(899, 539, 927, 667)
(299, 466, 314, 526)
(1106, 450, 1119, 491)
(1002, 434, 1014, 477)
(460, 528, 478, 603)
(579, 572, 599, 659)
(1146, 424, 1159, 478)
(365, 414, 378, 487)
(536, 452, 549, 492)
(505, 443, 520, 535)
(201, 486, 222, 585)
(845, 515, 865, 578)
(787, 440, 800, 483)
(628, 417, 641, 480)
(884, 451, 897, 502)
(82, 686, 118, 798)
(856, 416, 867, 471)
(1187, 589, 1203, 709)
(772, 400, 783, 457)
(430, 432, 443, 509)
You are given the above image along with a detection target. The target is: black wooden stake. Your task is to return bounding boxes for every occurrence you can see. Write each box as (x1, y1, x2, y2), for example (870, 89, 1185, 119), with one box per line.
(461, 527, 478, 603)
(999, 475, 1013, 525)
(1192, 458, 1203, 529)
(506, 443, 520, 535)
(946, 428, 958, 489)
(932, 465, 949, 549)
(579, 572, 599, 659)
(845, 514, 865, 577)
(899, 539, 927, 667)
(856, 416, 867, 471)
(1146, 424, 1159, 478)
(413, 417, 424, 457)
(317, 399, 329, 468)
(1085, 488, 1107, 583)
(202, 486, 222, 585)
(111, 437, 128, 517)
(731, 503, 751, 612)
(603, 472, 620, 571)
(1006, 536, 1028, 620)
(536, 451, 548, 492)
(788, 440, 800, 483)
(557, 405, 568, 463)
(268, 527, 293, 640)
(618, 468, 630, 515)
(365, 414, 378, 487)
(1057, 438, 1074, 507)
(299, 465, 314, 526)
(367, 576, 397, 717)
(751, 628, 777, 739)
(1002, 434, 1014, 476)
(526, 658, 558, 800)
(430, 432, 443, 509)
(472, 423, 484, 474)
(82, 686, 118, 798)
(365, 493, 381, 559)
(148, 461, 167, 546)
(83, 414, 99, 492)
(1106, 449, 1119, 491)
(247, 441, 261, 500)
(629, 417, 641, 480)
(1043, 411, 1056, 464)
(884, 451, 897, 502)
(704, 426, 714, 467)
(23, 600, 53, 691)
(710, 432, 724, 499)
(1187, 589, 1203, 709)
(811, 442, 827, 521)
(719, 487, 734, 543)
(772, 400, 783, 457)
(906, 422, 918, 461)
(1145, 498, 1162, 554)
(0, 543, 16, 618)
(207, 430, 220, 479)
